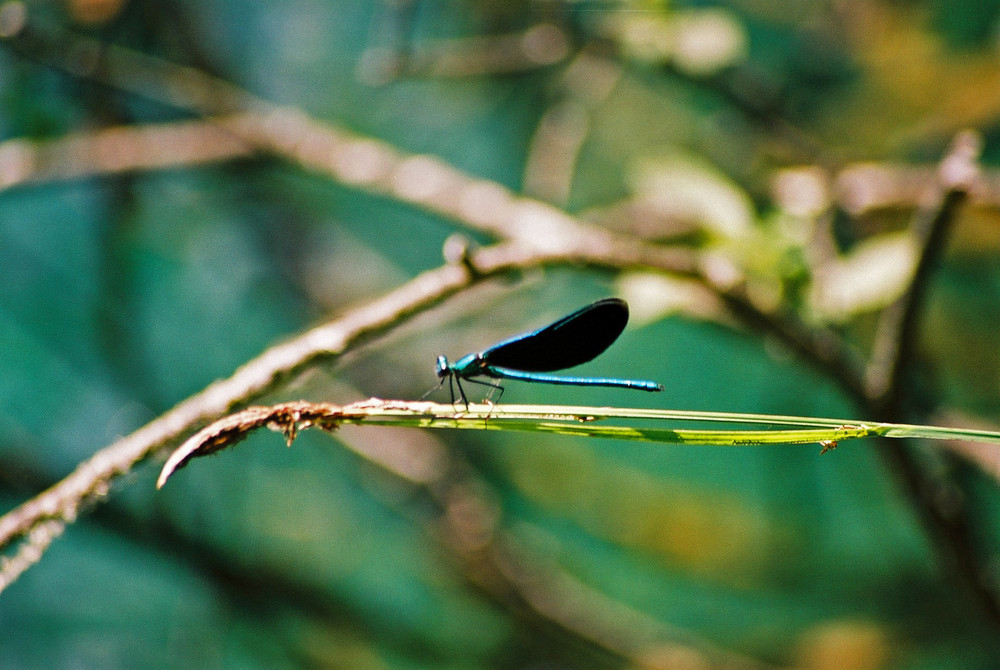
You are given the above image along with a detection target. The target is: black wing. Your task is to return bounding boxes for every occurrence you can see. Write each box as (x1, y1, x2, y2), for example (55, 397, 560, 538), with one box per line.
(481, 298, 630, 372)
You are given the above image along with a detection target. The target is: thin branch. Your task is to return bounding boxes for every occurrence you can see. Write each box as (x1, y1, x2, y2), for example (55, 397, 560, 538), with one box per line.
(0, 519, 65, 592)
(0, 238, 698, 588)
(0, 246, 478, 562)
(0, 114, 867, 407)
(867, 131, 981, 408)
(0, 120, 254, 190)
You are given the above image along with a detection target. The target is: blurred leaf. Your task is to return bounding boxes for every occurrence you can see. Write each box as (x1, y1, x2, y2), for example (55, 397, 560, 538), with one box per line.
(810, 231, 918, 323)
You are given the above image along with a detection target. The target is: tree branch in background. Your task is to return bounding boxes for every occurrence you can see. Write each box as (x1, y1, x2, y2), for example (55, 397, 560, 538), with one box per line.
(859, 132, 1000, 622)
(867, 131, 981, 408)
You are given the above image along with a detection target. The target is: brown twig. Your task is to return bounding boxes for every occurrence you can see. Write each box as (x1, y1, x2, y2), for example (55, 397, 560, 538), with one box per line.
(0, 120, 254, 190)
(0, 237, 700, 590)
(0, 247, 476, 571)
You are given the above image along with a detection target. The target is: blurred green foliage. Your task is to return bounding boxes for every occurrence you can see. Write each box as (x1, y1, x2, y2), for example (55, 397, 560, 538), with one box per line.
(5, 1, 1000, 668)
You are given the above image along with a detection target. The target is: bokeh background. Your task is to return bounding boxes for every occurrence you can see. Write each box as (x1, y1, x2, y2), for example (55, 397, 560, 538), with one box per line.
(5, 1, 1000, 668)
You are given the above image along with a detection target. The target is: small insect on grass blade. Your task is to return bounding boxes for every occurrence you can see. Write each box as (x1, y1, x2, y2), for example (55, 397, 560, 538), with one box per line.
(434, 298, 663, 407)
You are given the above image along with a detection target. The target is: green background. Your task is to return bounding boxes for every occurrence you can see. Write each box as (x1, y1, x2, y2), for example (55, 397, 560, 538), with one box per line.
(4, 1, 1000, 667)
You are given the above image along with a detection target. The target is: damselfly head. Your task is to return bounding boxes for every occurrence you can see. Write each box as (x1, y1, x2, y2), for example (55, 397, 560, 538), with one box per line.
(435, 355, 451, 379)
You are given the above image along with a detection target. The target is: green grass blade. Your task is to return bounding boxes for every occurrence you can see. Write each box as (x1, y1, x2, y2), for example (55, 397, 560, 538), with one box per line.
(336, 402, 1000, 446)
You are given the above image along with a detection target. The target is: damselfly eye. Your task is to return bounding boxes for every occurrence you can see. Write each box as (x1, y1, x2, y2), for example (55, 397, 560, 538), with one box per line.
(435, 355, 450, 378)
